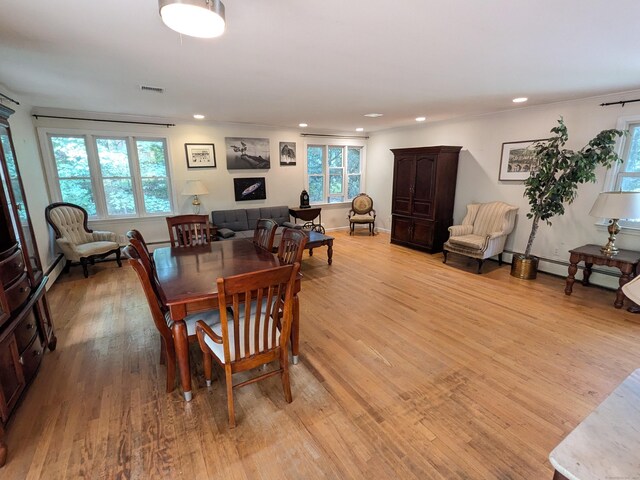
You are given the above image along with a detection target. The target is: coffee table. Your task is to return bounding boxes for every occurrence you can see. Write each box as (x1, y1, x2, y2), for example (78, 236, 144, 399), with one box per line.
(274, 230, 334, 265)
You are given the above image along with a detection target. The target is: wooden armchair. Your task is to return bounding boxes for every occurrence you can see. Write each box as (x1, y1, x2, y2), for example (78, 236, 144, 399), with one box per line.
(196, 262, 300, 427)
(166, 214, 212, 247)
(45, 202, 121, 277)
(348, 193, 376, 235)
(443, 201, 518, 273)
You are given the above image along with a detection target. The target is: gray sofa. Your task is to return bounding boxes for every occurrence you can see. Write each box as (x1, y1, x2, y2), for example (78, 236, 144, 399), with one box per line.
(211, 205, 301, 240)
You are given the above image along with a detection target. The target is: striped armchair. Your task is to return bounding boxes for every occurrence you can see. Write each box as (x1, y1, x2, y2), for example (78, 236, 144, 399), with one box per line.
(443, 201, 518, 273)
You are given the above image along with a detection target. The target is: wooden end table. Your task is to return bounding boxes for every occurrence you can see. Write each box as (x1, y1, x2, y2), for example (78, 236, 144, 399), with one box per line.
(289, 207, 324, 233)
(564, 244, 640, 309)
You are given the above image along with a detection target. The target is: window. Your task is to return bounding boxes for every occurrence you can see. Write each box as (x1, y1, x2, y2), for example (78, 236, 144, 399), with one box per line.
(43, 130, 172, 219)
(615, 121, 640, 191)
(306, 143, 364, 204)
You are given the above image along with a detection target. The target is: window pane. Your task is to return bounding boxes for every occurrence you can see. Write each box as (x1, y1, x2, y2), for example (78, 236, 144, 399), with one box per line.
(329, 170, 343, 194)
(328, 196, 344, 203)
(308, 176, 324, 203)
(347, 147, 361, 174)
(142, 178, 171, 213)
(96, 138, 131, 177)
(50, 136, 91, 177)
(137, 140, 168, 177)
(620, 177, 640, 192)
(348, 174, 361, 199)
(328, 147, 343, 168)
(103, 179, 136, 215)
(307, 146, 324, 175)
(624, 125, 640, 173)
(60, 179, 97, 215)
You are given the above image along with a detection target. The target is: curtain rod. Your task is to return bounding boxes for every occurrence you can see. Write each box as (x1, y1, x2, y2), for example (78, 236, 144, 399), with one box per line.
(0, 92, 20, 105)
(600, 98, 640, 107)
(32, 114, 175, 127)
(300, 133, 369, 139)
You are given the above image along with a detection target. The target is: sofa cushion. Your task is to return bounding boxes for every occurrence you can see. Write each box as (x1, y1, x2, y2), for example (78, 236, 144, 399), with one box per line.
(260, 206, 290, 226)
(246, 208, 261, 230)
(212, 209, 249, 231)
(218, 228, 236, 239)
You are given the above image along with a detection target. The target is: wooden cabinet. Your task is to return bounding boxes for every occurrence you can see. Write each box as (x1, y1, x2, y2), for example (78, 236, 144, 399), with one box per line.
(0, 104, 56, 467)
(390, 146, 461, 253)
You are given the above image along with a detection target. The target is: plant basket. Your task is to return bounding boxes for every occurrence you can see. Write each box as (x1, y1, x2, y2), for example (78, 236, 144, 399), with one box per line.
(510, 254, 539, 280)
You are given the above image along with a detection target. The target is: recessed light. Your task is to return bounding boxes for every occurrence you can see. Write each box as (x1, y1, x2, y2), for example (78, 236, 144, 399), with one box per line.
(193, 114, 205, 119)
(415, 116, 426, 122)
(356, 127, 364, 132)
(364, 113, 383, 118)
(299, 123, 308, 128)
(512, 97, 528, 103)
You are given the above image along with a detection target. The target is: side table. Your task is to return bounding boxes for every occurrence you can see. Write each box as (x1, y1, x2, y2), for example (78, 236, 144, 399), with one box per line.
(564, 244, 640, 309)
(289, 207, 325, 233)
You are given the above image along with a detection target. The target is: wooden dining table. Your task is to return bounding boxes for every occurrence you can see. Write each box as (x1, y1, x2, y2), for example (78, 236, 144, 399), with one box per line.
(153, 239, 301, 401)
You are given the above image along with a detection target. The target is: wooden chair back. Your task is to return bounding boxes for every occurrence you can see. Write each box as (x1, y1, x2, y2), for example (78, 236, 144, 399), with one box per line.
(253, 218, 277, 252)
(126, 229, 154, 267)
(277, 228, 308, 265)
(126, 232, 164, 305)
(166, 214, 212, 247)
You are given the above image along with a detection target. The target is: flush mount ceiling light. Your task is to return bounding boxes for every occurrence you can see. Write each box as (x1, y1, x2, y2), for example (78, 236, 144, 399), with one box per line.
(356, 127, 364, 132)
(193, 114, 205, 119)
(415, 116, 426, 122)
(159, 0, 226, 38)
(299, 123, 308, 128)
(512, 97, 528, 103)
(364, 113, 383, 118)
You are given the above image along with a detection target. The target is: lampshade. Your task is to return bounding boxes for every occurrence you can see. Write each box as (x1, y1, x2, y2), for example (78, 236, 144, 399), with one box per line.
(589, 191, 640, 220)
(159, 0, 225, 39)
(182, 180, 209, 196)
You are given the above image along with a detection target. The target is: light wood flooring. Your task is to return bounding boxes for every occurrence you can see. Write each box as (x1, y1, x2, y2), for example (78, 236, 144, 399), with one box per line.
(4, 231, 640, 479)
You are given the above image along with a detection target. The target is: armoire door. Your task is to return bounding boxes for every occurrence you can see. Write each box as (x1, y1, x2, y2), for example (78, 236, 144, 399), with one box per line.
(392, 155, 414, 216)
(412, 154, 436, 219)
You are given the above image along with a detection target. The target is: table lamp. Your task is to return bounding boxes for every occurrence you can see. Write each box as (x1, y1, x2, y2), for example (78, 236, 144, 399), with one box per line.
(182, 180, 209, 214)
(589, 191, 640, 255)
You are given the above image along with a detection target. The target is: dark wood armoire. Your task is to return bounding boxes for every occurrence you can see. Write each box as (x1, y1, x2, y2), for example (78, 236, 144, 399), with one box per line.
(390, 146, 462, 253)
(0, 104, 56, 467)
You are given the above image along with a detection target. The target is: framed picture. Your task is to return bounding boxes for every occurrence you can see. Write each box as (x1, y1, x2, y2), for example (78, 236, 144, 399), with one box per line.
(185, 143, 216, 168)
(279, 142, 296, 166)
(234, 177, 266, 201)
(499, 139, 546, 181)
(225, 137, 271, 169)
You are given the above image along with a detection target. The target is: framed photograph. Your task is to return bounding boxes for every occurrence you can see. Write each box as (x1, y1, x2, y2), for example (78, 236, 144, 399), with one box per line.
(225, 137, 270, 169)
(499, 139, 546, 181)
(279, 142, 296, 166)
(185, 143, 216, 168)
(234, 177, 266, 201)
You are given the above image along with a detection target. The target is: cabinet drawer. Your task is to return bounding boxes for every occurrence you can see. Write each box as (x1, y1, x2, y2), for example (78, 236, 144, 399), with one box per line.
(6, 272, 30, 313)
(0, 247, 24, 287)
(21, 334, 44, 384)
(15, 310, 38, 353)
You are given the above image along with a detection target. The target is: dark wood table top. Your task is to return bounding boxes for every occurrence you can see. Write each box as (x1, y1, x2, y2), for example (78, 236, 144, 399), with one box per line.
(569, 244, 640, 264)
(289, 207, 321, 222)
(154, 240, 280, 308)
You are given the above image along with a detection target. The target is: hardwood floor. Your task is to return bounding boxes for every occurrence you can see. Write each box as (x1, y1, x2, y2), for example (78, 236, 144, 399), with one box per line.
(4, 231, 640, 479)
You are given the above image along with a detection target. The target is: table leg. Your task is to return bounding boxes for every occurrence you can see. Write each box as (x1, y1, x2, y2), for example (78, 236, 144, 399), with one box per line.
(172, 320, 192, 401)
(327, 239, 333, 265)
(616, 267, 633, 309)
(309, 248, 313, 257)
(565, 255, 578, 295)
(582, 262, 593, 286)
(291, 294, 300, 364)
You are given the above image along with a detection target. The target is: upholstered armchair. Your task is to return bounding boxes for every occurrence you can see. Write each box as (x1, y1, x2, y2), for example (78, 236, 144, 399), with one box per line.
(45, 202, 121, 277)
(443, 201, 518, 273)
(348, 193, 376, 235)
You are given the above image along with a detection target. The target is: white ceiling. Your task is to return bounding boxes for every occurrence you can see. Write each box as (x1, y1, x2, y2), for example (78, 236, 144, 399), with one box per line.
(1, 0, 640, 132)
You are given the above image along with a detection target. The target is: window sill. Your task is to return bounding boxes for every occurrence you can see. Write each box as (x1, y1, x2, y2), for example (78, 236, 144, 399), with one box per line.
(309, 202, 352, 208)
(88, 214, 175, 224)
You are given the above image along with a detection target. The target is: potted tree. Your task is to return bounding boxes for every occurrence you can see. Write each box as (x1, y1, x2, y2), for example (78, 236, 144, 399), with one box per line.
(511, 118, 624, 279)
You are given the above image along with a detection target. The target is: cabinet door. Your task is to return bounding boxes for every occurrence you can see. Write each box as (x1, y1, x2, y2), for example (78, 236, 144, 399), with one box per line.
(391, 216, 412, 243)
(392, 156, 414, 215)
(0, 335, 25, 422)
(412, 219, 435, 249)
(0, 282, 8, 328)
(412, 154, 437, 219)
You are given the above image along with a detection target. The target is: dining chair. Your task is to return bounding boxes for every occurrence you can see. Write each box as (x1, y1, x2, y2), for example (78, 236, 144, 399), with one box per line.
(195, 262, 301, 428)
(166, 214, 213, 247)
(126, 229, 154, 267)
(277, 228, 307, 265)
(253, 218, 278, 252)
(124, 244, 221, 393)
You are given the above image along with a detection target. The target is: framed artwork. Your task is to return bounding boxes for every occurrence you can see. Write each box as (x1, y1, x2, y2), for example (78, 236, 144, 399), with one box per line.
(499, 139, 546, 181)
(279, 142, 296, 166)
(234, 177, 266, 201)
(185, 143, 216, 168)
(225, 137, 271, 169)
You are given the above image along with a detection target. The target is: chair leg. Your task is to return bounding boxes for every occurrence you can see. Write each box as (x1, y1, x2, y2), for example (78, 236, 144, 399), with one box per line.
(225, 366, 236, 428)
(165, 340, 176, 393)
(498, 253, 503, 266)
(63, 259, 72, 273)
(115, 248, 122, 267)
(159, 338, 166, 365)
(80, 258, 89, 278)
(476, 259, 484, 274)
(281, 353, 292, 403)
(204, 351, 213, 387)
(442, 250, 448, 264)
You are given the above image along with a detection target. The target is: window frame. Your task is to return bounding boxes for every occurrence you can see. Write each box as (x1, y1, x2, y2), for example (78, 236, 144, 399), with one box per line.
(38, 127, 175, 220)
(304, 139, 365, 206)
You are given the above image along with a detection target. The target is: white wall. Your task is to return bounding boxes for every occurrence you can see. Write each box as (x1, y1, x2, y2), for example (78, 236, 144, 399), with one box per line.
(367, 90, 640, 288)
